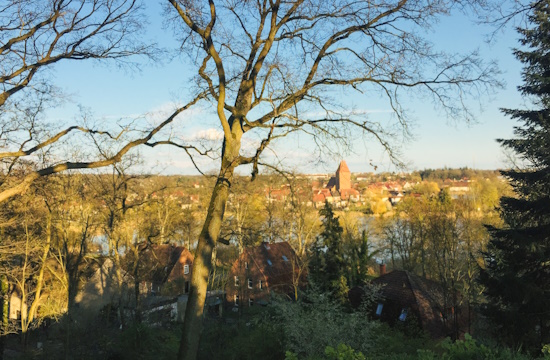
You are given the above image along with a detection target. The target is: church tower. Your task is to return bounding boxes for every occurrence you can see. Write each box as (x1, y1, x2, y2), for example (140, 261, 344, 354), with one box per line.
(335, 160, 351, 191)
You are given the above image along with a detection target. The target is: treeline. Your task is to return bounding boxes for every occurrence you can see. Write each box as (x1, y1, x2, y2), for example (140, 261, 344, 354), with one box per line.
(417, 168, 501, 182)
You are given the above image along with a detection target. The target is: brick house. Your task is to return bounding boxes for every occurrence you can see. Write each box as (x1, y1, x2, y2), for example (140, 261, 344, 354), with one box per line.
(134, 244, 194, 296)
(350, 268, 465, 338)
(226, 242, 306, 308)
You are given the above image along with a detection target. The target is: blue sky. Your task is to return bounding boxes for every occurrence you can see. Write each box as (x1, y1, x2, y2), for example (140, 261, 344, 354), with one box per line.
(46, 3, 526, 175)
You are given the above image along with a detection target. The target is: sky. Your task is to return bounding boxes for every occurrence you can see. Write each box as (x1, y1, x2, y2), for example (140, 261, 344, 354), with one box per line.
(45, 2, 527, 176)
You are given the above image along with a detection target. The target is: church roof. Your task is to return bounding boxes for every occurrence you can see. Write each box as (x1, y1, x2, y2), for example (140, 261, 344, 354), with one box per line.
(336, 160, 350, 173)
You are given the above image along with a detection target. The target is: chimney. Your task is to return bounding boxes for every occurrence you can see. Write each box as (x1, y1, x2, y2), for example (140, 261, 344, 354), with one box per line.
(379, 263, 386, 276)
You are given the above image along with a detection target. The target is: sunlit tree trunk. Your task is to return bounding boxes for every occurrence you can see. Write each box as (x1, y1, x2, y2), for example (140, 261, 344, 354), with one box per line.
(26, 215, 51, 327)
(178, 121, 242, 359)
(0, 274, 8, 360)
(178, 166, 234, 359)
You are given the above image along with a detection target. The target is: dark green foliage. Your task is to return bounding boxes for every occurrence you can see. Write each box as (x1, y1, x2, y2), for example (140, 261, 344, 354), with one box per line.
(310, 201, 348, 302)
(9, 319, 181, 360)
(348, 230, 379, 286)
(198, 319, 284, 360)
(478, 1, 550, 354)
(286, 343, 367, 360)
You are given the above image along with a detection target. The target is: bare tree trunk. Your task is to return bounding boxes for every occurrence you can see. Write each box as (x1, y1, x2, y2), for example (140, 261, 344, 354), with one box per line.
(178, 166, 233, 360)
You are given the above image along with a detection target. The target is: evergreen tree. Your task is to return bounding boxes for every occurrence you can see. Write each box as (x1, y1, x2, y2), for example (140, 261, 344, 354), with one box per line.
(352, 230, 378, 286)
(479, 1, 550, 352)
(310, 201, 348, 301)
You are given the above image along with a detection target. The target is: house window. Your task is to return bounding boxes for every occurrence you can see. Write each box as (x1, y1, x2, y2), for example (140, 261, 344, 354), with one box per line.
(259, 280, 263, 290)
(185, 281, 190, 294)
(376, 303, 384, 316)
(249, 298, 254, 307)
(248, 278, 253, 289)
(234, 276, 239, 286)
(184, 264, 190, 274)
(399, 308, 408, 321)
(267, 259, 273, 266)
(245, 261, 248, 269)
(234, 295, 239, 306)
(282, 255, 288, 262)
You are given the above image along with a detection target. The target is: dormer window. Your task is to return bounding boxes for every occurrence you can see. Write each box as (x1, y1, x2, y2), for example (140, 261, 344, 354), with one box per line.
(184, 264, 190, 274)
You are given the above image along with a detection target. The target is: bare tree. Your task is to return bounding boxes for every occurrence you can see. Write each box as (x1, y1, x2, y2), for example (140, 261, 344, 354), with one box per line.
(0, 0, 214, 203)
(0, 189, 51, 347)
(162, 0, 502, 358)
(0, 0, 152, 107)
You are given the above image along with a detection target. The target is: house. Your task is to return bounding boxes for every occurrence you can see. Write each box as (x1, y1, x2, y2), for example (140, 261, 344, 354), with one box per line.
(134, 243, 194, 296)
(75, 244, 194, 323)
(448, 181, 470, 193)
(226, 242, 306, 309)
(340, 188, 360, 202)
(75, 258, 134, 313)
(350, 268, 458, 339)
(312, 188, 334, 207)
(388, 190, 404, 205)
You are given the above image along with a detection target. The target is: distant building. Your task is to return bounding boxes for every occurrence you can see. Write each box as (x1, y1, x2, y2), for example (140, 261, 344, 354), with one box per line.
(325, 160, 359, 205)
(447, 181, 470, 193)
(327, 160, 351, 191)
(336, 160, 351, 190)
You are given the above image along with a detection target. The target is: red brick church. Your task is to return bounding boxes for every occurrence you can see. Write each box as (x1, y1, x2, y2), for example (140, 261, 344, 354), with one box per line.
(326, 160, 358, 200)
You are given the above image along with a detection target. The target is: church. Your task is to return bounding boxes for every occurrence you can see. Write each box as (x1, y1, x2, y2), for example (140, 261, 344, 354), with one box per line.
(326, 160, 359, 201)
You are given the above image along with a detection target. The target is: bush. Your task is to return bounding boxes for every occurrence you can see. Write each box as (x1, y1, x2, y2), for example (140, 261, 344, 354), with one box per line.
(272, 288, 379, 359)
(285, 343, 366, 360)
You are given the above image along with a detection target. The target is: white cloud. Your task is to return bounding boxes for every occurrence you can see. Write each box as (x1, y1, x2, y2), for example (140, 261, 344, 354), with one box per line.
(145, 102, 207, 126)
(190, 128, 224, 141)
(98, 101, 207, 127)
(301, 108, 393, 118)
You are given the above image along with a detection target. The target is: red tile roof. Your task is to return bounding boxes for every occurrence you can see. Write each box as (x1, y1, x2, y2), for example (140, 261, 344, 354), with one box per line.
(312, 194, 326, 203)
(372, 271, 447, 338)
(340, 188, 359, 200)
(133, 244, 193, 285)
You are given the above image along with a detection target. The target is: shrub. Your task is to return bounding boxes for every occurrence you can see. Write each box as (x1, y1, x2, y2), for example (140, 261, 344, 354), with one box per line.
(272, 289, 379, 359)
